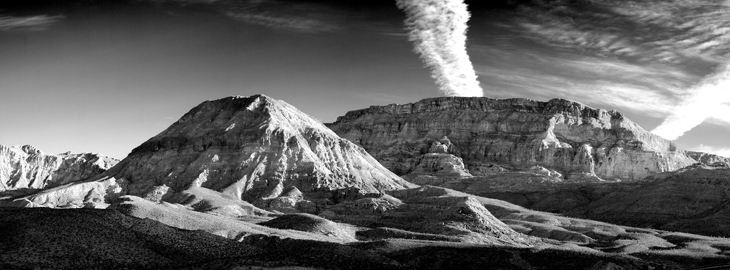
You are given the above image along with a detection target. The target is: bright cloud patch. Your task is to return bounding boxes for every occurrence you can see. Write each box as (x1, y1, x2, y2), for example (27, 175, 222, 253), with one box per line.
(0, 15, 64, 32)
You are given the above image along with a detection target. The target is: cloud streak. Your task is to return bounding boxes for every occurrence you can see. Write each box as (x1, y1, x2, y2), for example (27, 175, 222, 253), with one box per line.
(514, 0, 730, 64)
(494, 0, 730, 140)
(223, 11, 338, 32)
(471, 42, 693, 116)
(652, 63, 730, 140)
(0, 15, 63, 32)
(150, 0, 340, 32)
(395, 0, 483, 97)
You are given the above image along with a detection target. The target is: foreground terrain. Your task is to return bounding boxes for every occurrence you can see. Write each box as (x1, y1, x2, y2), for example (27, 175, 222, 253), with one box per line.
(1, 95, 729, 269)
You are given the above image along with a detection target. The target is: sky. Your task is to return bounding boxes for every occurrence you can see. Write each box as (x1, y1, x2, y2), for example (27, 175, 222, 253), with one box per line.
(0, 0, 729, 159)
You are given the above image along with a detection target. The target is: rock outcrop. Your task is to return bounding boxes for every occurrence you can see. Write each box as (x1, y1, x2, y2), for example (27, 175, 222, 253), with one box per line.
(0, 144, 118, 194)
(402, 137, 473, 186)
(321, 185, 535, 245)
(8, 95, 415, 208)
(686, 151, 730, 166)
(327, 96, 696, 181)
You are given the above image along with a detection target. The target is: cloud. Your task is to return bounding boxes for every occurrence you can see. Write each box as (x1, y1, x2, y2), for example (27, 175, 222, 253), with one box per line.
(149, 0, 340, 32)
(223, 11, 338, 32)
(513, 0, 730, 64)
(472, 44, 695, 117)
(395, 0, 483, 97)
(708, 104, 730, 125)
(0, 15, 63, 32)
(493, 0, 730, 140)
(652, 63, 730, 140)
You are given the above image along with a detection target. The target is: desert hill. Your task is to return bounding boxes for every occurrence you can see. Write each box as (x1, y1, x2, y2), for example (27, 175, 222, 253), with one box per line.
(5, 95, 415, 209)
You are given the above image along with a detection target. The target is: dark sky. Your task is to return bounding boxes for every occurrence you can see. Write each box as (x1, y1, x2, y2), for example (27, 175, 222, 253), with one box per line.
(1, 0, 729, 159)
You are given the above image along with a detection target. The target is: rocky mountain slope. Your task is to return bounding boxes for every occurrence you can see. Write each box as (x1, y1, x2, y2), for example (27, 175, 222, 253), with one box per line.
(2, 94, 730, 269)
(327, 96, 697, 181)
(325, 96, 730, 237)
(0, 144, 117, 194)
(6, 95, 415, 209)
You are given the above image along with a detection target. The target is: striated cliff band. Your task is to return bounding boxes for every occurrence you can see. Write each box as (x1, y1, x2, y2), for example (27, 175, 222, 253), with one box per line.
(5, 95, 415, 209)
(327, 96, 699, 182)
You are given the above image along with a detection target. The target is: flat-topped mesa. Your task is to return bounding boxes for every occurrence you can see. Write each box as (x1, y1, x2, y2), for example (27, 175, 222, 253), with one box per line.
(0, 144, 118, 192)
(12, 94, 415, 208)
(327, 96, 696, 181)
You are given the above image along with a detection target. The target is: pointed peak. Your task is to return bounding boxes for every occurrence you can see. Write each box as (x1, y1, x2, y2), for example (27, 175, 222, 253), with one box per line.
(206, 94, 275, 104)
(130, 94, 335, 156)
(188, 94, 287, 116)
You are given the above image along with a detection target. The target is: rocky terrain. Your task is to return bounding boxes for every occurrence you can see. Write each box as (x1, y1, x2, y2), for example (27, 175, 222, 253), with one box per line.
(3, 185, 730, 269)
(0, 144, 118, 198)
(2, 94, 730, 269)
(3, 95, 415, 209)
(327, 96, 696, 181)
(327, 96, 730, 237)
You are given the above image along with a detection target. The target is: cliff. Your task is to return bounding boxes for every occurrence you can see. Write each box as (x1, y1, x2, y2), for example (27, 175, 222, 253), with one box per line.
(327, 96, 696, 181)
(0, 144, 118, 193)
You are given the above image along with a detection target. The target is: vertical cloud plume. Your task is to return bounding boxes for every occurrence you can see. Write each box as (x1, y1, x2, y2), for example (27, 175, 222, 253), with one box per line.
(395, 0, 483, 97)
(652, 63, 730, 140)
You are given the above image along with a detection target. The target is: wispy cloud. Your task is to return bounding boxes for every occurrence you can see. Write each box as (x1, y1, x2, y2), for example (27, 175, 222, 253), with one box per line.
(149, 0, 340, 32)
(0, 15, 64, 32)
(513, 0, 730, 64)
(472, 44, 696, 117)
(652, 63, 730, 140)
(486, 0, 730, 140)
(223, 11, 338, 32)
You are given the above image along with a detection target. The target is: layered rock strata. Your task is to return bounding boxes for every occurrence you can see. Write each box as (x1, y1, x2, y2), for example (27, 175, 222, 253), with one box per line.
(327, 97, 696, 181)
(8, 95, 415, 208)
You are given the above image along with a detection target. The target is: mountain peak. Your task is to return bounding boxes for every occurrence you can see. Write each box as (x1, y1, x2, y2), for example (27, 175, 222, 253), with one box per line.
(14, 95, 415, 208)
(131, 95, 333, 156)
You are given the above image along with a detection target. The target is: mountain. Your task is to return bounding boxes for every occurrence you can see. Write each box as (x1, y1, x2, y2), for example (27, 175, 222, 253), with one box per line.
(3, 95, 730, 269)
(326, 96, 730, 236)
(327, 96, 696, 181)
(7, 95, 415, 209)
(0, 144, 117, 196)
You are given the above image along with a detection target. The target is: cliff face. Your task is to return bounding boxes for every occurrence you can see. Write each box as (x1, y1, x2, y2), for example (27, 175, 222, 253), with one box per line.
(327, 97, 695, 181)
(0, 144, 118, 193)
(11, 95, 415, 208)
